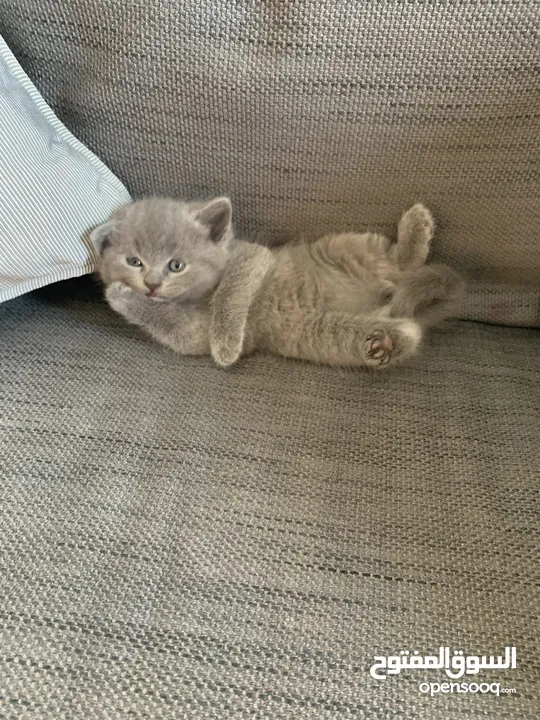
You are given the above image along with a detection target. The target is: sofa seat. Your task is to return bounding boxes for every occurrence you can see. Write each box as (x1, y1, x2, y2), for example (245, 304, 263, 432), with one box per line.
(0, 279, 538, 718)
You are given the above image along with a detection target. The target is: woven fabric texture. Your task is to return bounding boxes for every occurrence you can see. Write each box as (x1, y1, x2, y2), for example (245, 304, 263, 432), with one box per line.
(0, 280, 539, 718)
(1, 0, 539, 325)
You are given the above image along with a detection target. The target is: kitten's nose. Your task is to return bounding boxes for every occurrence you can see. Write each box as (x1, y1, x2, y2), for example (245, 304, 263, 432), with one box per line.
(144, 281, 161, 293)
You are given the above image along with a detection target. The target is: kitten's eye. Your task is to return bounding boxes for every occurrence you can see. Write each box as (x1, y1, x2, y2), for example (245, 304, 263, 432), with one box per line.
(168, 259, 186, 273)
(126, 256, 143, 267)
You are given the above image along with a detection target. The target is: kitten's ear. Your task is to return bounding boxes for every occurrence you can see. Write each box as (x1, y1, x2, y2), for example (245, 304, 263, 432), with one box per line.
(192, 197, 232, 243)
(89, 222, 117, 255)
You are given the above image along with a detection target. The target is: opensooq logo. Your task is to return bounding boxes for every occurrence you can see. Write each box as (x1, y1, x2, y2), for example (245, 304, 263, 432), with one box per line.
(370, 646, 517, 680)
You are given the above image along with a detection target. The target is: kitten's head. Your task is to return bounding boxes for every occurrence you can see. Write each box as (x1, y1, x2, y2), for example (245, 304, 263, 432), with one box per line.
(90, 196, 233, 301)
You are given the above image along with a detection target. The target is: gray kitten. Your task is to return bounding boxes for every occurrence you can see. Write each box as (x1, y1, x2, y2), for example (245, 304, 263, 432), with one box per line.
(90, 197, 464, 369)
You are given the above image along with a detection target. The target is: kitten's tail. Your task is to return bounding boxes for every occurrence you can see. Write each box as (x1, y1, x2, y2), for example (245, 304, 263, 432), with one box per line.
(387, 264, 466, 328)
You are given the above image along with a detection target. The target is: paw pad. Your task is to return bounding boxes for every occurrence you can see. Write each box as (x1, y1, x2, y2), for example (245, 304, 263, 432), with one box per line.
(364, 329, 394, 367)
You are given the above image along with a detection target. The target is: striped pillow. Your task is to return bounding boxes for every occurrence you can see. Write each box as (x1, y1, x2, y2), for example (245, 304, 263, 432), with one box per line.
(0, 35, 131, 303)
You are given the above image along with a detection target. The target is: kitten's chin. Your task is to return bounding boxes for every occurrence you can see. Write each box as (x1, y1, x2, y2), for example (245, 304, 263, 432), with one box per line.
(148, 296, 168, 303)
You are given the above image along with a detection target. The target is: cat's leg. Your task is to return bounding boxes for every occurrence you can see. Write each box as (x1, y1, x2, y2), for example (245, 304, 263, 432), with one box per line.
(210, 244, 273, 367)
(262, 310, 422, 369)
(388, 264, 466, 328)
(394, 203, 435, 271)
(105, 282, 210, 355)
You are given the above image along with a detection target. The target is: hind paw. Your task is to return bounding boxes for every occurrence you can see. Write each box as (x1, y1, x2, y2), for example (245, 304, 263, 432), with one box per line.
(402, 203, 435, 241)
(397, 203, 435, 270)
(363, 321, 422, 369)
(363, 328, 394, 367)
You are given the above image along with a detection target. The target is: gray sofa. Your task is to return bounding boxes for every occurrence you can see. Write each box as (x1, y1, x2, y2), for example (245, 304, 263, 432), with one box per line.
(1, 2, 538, 718)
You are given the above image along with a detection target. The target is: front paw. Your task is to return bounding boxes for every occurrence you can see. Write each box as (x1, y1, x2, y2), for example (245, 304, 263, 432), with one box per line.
(105, 282, 138, 314)
(211, 332, 243, 368)
(106, 281, 132, 297)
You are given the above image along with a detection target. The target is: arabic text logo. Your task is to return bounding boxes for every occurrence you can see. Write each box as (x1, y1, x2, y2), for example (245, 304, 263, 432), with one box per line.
(370, 646, 516, 681)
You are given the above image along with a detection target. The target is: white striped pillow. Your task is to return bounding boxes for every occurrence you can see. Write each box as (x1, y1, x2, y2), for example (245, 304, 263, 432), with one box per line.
(0, 35, 131, 303)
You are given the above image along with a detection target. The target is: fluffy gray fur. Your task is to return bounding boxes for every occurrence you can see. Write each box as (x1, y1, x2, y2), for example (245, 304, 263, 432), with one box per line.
(90, 197, 465, 369)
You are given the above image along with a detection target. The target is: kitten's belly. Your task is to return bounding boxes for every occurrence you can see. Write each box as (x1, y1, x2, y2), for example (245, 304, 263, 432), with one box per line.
(273, 242, 396, 314)
(321, 273, 392, 313)
(271, 264, 393, 314)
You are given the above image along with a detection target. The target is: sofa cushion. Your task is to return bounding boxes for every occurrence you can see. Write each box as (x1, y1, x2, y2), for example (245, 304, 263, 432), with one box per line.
(0, 35, 130, 303)
(0, 281, 538, 718)
(2, 1, 539, 324)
